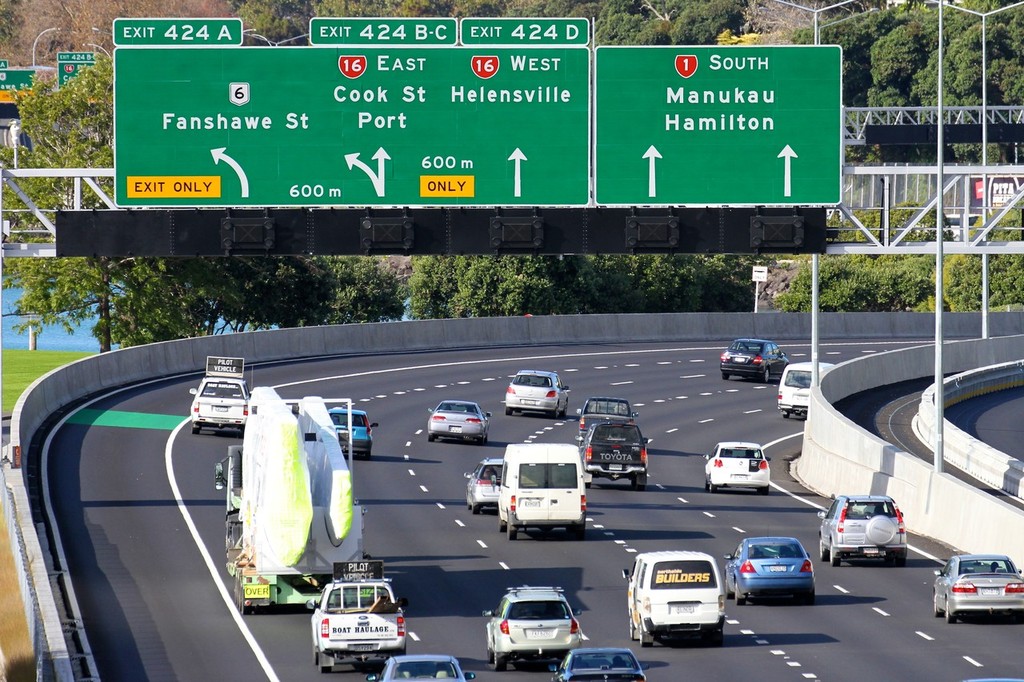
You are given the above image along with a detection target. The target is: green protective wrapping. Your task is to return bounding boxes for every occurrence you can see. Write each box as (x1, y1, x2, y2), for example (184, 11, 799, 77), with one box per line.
(263, 413, 313, 566)
(330, 467, 353, 540)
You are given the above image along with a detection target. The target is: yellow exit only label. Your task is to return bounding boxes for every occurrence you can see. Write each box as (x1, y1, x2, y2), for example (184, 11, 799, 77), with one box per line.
(420, 175, 474, 198)
(127, 176, 221, 198)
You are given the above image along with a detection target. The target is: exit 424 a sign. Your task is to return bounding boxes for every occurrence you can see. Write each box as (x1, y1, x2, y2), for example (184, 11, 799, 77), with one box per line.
(113, 47, 589, 207)
(595, 46, 842, 206)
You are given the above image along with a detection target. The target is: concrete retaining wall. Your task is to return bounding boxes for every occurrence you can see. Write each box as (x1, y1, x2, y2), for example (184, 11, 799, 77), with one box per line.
(798, 334, 1024, 569)
(6, 310, 1024, 680)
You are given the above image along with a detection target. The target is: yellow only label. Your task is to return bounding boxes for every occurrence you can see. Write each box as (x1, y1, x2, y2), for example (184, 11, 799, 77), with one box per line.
(244, 584, 271, 600)
(420, 175, 474, 198)
(126, 176, 221, 198)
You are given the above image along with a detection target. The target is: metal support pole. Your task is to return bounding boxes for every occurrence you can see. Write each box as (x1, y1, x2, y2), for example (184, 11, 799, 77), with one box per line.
(935, 0, 945, 474)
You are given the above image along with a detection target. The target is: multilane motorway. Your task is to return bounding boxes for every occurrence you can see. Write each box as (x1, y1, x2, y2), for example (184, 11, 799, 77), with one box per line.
(44, 339, 1024, 681)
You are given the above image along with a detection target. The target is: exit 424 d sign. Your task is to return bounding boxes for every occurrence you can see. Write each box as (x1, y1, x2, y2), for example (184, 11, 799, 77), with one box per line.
(595, 46, 842, 206)
(113, 47, 590, 207)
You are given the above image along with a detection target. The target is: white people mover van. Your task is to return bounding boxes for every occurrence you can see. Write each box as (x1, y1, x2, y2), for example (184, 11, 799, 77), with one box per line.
(777, 361, 835, 419)
(498, 443, 587, 541)
(623, 551, 725, 647)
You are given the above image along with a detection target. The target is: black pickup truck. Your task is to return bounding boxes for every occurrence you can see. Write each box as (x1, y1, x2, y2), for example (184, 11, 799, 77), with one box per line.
(577, 422, 648, 491)
(576, 396, 638, 435)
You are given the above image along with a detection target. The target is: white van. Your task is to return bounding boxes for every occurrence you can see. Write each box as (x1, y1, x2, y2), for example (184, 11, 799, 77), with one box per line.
(777, 361, 835, 419)
(498, 443, 587, 541)
(623, 551, 725, 647)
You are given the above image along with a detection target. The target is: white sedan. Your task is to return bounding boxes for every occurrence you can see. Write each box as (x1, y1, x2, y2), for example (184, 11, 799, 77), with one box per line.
(427, 400, 491, 445)
(704, 441, 770, 495)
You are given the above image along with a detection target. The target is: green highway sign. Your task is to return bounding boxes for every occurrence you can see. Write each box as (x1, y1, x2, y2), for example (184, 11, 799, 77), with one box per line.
(0, 69, 34, 102)
(460, 18, 589, 45)
(595, 46, 842, 206)
(58, 52, 96, 87)
(114, 47, 590, 207)
(112, 18, 243, 46)
(0, 60, 8, 69)
(310, 18, 457, 45)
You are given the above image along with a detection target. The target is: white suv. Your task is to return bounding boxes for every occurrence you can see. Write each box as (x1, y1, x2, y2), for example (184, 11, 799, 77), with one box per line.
(504, 370, 570, 418)
(482, 586, 582, 671)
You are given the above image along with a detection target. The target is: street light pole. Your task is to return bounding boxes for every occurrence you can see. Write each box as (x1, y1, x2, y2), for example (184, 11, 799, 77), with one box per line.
(773, 0, 857, 45)
(936, 0, 945, 474)
(32, 27, 58, 68)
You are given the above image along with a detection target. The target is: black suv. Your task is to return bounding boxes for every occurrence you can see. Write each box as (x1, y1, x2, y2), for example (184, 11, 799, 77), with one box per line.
(577, 422, 648, 490)
(720, 338, 789, 383)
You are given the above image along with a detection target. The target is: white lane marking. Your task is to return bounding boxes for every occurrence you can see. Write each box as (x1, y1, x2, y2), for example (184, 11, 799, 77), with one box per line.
(690, 359, 705, 363)
(414, 387, 426, 391)
(963, 656, 984, 667)
(375, 394, 386, 398)
(654, 399, 666, 403)
(436, 502, 445, 509)
(771, 650, 786, 656)
(744, 409, 762, 414)
(595, 366, 609, 370)
(703, 511, 715, 518)
(405, 441, 412, 447)
(657, 361, 673, 365)
(681, 374, 704, 379)
(394, 391, 407, 395)
(455, 520, 465, 528)
(725, 389, 739, 393)
(834, 585, 849, 594)
(499, 562, 510, 570)
(614, 540, 626, 545)
(786, 662, 802, 667)
(419, 485, 429, 493)
(164, 423, 281, 681)
(626, 548, 637, 553)
(677, 497, 689, 504)
(457, 381, 470, 385)
(626, 363, 640, 367)
(732, 527, 746, 534)
(593, 524, 605, 529)
(655, 484, 665, 490)
(699, 392, 713, 397)
(604, 532, 615, 537)
(434, 384, 447, 388)
(477, 540, 487, 548)
(408, 632, 421, 642)
(666, 428, 678, 433)
(872, 607, 890, 617)
(699, 418, 714, 423)
(801, 674, 818, 679)
(611, 380, 633, 385)
(915, 631, 934, 641)
(408, 469, 416, 476)
(755, 639, 769, 644)
(739, 628, 753, 634)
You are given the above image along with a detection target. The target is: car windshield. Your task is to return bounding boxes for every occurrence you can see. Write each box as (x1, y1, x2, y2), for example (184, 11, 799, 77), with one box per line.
(845, 500, 893, 519)
(331, 413, 367, 428)
(507, 600, 569, 620)
(585, 400, 630, 416)
(731, 341, 764, 354)
(200, 382, 244, 399)
(784, 371, 812, 389)
(748, 543, 802, 559)
(592, 424, 641, 443)
(959, 558, 1016, 575)
(571, 652, 634, 671)
(518, 463, 578, 489)
(719, 448, 762, 459)
(514, 374, 552, 387)
(392, 661, 458, 679)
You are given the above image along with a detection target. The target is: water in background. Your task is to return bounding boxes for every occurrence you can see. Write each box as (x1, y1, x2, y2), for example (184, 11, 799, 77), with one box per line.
(2, 287, 100, 352)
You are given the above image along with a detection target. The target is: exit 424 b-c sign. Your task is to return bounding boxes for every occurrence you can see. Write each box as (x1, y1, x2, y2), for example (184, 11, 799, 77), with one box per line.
(113, 47, 590, 207)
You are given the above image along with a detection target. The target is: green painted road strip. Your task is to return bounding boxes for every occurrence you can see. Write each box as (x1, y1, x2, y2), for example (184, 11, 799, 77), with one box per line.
(68, 409, 186, 430)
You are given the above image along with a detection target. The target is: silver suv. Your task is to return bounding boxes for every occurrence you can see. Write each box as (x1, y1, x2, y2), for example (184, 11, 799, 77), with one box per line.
(504, 370, 570, 418)
(818, 495, 907, 567)
(482, 586, 582, 671)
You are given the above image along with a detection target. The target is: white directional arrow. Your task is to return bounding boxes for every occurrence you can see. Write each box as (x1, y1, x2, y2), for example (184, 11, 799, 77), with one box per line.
(777, 144, 798, 198)
(508, 148, 527, 198)
(643, 145, 662, 198)
(345, 147, 391, 197)
(210, 148, 249, 198)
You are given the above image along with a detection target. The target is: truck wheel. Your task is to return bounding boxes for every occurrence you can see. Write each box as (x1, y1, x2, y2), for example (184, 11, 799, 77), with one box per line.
(427, 433, 436, 442)
(640, 629, 654, 648)
(709, 628, 724, 647)
(735, 591, 746, 606)
(761, 366, 771, 383)
(709, 482, 719, 493)
(492, 653, 508, 671)
(192, 424, 200, 434)
(632, 475, 647, 492)
(628, 618, 638, 641)
(721, 372, 730, 380)
(782, 410, 790, 419)
(507, 524, 518, 540)
(819, 538, 830, 562)
(498, 517, 507, 533)
(574, 525, 586, 541)
(831, 552, 841, 567)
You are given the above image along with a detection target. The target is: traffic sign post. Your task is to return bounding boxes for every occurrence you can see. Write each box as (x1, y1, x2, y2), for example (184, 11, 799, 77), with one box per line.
(113, 47, 590, 207)
(595, 46, 842, 206)
(58, 52, 97, 87)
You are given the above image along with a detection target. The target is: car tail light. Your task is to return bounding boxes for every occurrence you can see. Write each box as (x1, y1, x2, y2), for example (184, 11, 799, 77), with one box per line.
(320, 619, 330, 638)
(499, 619, 510, 635)
(800, 560, 813, 573)
(1005, 583, 1024, 594)
(585, 446, 593, 462)
(758, 460, 768, 470)
(952, 582, 977, 594)
(432, 415, 446, 421)
(640, 447, 647, 464)
(510, 495, 516, 513)
(243, 405, 249, 417)
(837, 507, 847, 533)
(506, 386, 516, 395)
(193, 404, 199, 414)
(477, 479, 492, 485)
(752, 355, 764, 365)
(720, 352, 729, 362)
(545, 390, 557, 398)
(739, 561, 756, 574)
(396, 615, 406, 637)
(579, 417, 586, 431)
(581, 495, 587, 512)
(894, 505, 906, 533)
(466, 417, 482, 424)
(570, 618, 579, 634)
(713, 459, 723, 468)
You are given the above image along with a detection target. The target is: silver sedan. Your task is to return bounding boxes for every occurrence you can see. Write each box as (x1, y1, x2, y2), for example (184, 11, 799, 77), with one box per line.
(933, 553, 1024, 623)
(427, 400, 491, 444)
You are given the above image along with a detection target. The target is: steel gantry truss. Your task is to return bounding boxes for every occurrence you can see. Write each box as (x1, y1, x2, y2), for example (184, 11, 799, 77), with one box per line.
(4, 106, 1024, 257)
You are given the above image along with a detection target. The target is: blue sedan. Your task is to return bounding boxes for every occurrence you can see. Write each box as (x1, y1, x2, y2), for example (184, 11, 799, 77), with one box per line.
(328, 407, 377, 459)
(724, 537, 815, 605)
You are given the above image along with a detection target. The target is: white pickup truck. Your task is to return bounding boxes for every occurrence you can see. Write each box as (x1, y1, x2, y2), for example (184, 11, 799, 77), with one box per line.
(308, 570, 408, 673)
(189, 356, 249, 435)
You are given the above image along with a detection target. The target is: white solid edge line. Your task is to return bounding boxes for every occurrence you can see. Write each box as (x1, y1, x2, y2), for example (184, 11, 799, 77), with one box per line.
(165, 421, 281, 681)
(764, 432, 943, 564)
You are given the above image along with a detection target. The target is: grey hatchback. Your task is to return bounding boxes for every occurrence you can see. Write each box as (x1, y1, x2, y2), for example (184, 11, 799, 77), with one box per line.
(720, 338, 789, 383)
